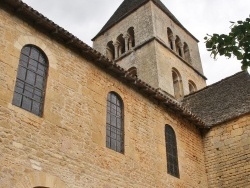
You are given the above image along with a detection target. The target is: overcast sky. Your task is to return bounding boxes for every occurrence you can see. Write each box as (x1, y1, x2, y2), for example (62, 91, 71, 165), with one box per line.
(22, 0, 250, 85)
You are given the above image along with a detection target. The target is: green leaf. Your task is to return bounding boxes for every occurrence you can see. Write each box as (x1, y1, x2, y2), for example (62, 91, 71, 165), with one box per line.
(205, 17, 250, 69)
(206, 41, 213, 48)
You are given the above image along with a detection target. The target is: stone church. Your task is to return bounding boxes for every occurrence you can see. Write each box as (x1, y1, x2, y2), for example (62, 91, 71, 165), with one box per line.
(0, 0, 249, 187)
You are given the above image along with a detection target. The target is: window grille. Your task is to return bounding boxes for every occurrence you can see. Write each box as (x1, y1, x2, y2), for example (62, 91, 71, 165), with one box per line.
(12, 45, 48, 116)
(106, 92, 124, 153)
(165, 125, 179, 178)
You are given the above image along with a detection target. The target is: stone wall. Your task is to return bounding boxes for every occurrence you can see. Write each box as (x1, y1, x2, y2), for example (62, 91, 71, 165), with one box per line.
(152, 3, 204, 75)
(0, 6, 208, 188)
(155, 42, 206, 97)
(203, 114, 250, 188)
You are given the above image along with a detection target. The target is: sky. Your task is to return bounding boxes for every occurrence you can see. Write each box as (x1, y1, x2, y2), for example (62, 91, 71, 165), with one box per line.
(22, 0, 250, 85)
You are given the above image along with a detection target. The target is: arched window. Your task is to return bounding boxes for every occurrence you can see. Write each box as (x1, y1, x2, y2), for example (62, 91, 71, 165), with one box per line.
(106, 41, 115, 60)
(127, 27, 135, 49)
(106, 92, 124, 153)
(172, 68, 183, 100)
(167, 28, 174, 50)
(165, 125, 179, 178)
(188, 80, 197, 94)
(184, 42, 191, 63)
(12, 45, 48, 116)
(175, 36, 182, 57)
(117, 34, 125, 57)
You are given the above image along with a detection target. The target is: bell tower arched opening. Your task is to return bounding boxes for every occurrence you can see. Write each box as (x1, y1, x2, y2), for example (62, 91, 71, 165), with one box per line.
(106, 41, 115, 60)
(116, 34, 125, 57)
(127, 27, 135, 50)
(172, 68, 184, 99)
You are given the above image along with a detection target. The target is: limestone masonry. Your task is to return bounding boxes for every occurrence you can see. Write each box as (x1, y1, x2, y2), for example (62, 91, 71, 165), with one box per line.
(0, 0, 249, 188)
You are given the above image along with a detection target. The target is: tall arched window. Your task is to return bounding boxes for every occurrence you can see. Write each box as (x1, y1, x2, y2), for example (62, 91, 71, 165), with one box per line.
(165, 125, 179, 178)
(106, 41, 115, 60)
(127, 27, 135, 49)
(188, 80, 197, 94)
(106, 92, 124, 153)
(167, 28, 174, 50)
(184, 42, 191, 63)
(172, 68, 183, 100)
(12, 45, 48, 116)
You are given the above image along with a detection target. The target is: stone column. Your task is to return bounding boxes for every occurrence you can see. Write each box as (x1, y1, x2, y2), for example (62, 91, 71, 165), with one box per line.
(114, 42, 119, 59)
(179, 43, 184, 58)
(124, 35, 129, 51)
(169, 36, 176, 51)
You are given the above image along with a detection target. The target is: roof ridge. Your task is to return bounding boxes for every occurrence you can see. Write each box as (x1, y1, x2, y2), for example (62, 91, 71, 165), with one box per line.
(92, 0, 198, 42)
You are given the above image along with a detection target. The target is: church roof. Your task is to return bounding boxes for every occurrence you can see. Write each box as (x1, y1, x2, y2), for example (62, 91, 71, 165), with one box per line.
(92, 0, 199, 42)
(182, 71, 250, 127)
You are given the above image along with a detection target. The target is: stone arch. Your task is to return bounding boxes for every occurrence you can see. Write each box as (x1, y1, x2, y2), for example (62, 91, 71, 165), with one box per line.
(106, 41, 115, 60)
(167, 28, 174, 50)
(188, 80, 197, 94)
(175, 36, 183, 57)
(15, 171, 68, 188)
(14, 35, 58, 69)
(127, 66, 138, 77)
(172, 68, 184, 99)
(127, 27, 135, 49)
(184, 42, 191, 63)
(116, 34, 126, 57)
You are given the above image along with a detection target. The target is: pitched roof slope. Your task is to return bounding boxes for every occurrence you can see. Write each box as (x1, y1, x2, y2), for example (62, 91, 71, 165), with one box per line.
(182, 71, 250, 127)
(92, 0, 198, 41)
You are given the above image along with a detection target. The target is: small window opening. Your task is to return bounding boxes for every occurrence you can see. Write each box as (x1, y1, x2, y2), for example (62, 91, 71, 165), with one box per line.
(167, 28, 174, 50)
(117, 34, 125, 56)
(184, 42, 191, 63)
(127, 27, 135, 49)
(175, 36, 182, 57)
(172, 68, 183, 100)
(127, 66, 137, 77)
(106, 41, 115, 60)
(188, 80, 197, 94)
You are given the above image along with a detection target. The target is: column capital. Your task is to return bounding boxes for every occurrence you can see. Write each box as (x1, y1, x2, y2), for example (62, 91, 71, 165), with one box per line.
(178, 42, 183, 48)
(169, 35, 175, 41)
(124, 34, 130, 39)
(114, 42, 120, 47)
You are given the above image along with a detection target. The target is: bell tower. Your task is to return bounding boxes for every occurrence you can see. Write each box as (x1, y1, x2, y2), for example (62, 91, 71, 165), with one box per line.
(92, 0, 207, 100)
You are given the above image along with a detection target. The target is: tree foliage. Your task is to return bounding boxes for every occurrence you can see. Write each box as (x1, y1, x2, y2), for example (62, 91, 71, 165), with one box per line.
(204, 17, 250, 70)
